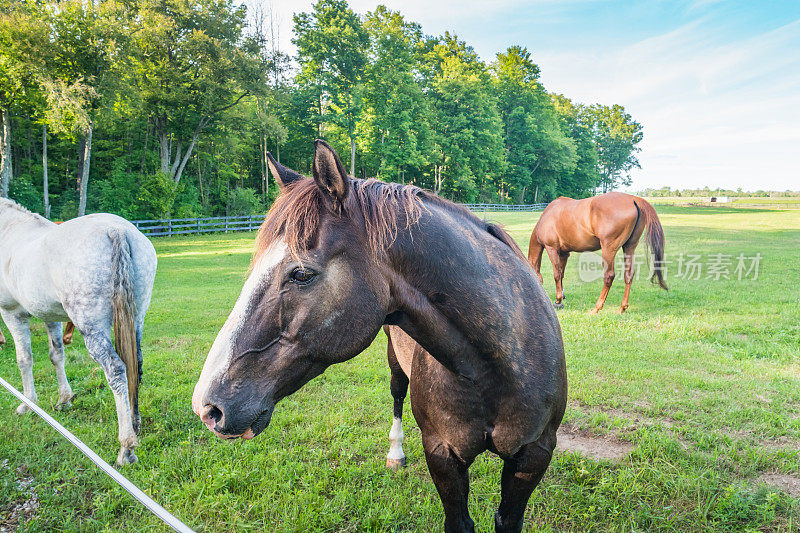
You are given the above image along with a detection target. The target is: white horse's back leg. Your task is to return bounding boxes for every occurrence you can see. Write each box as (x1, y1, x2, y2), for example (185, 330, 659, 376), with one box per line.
(82, 331, 138, 466)
(0, 311, 37, 414)
(133, 320, 144, 435)
(45, 322, 74, 409)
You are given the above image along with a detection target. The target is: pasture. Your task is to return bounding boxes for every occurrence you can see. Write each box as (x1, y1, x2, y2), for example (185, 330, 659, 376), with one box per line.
(1, 205, 800, 532)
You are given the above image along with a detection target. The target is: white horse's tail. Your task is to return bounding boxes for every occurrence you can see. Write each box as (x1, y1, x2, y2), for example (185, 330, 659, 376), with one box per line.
(109, 230, 139, 412)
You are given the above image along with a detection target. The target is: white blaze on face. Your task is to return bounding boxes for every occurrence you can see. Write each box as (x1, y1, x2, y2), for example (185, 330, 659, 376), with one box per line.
(192, 240, 288, 415)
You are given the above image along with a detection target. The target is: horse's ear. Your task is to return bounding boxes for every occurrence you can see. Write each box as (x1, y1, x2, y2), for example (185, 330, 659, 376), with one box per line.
(266, 152, 304, 189)
(312, 139, 350, 210)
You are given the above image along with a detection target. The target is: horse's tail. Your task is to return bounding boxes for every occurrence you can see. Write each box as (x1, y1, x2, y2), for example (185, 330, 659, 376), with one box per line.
(109, 230, 139, 412)
(635, 198, 668, 290)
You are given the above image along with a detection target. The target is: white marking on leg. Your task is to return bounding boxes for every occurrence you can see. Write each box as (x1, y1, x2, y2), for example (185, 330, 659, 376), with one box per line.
(192, 240, 288, 414)
(387, 416, 405, 462)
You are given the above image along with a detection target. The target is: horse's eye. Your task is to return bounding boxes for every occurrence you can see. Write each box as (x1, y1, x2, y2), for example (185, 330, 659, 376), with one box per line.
(290, 268, 316, 285)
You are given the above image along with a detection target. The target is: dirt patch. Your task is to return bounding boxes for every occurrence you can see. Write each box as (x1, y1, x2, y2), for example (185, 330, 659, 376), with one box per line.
(556, 426, 634, 462)
(0, 464, 39, 533)
(759, 473, 800, 497)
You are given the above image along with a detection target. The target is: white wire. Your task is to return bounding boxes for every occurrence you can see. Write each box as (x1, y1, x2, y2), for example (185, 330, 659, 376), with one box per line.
(0, 376, 194, 533)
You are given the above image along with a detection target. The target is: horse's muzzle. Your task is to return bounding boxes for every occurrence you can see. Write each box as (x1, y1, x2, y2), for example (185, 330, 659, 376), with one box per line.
(196, 402, 273, 441)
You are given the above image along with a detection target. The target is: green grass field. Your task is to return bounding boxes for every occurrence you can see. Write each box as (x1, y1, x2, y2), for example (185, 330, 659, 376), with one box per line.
(2, 206, 800, 532)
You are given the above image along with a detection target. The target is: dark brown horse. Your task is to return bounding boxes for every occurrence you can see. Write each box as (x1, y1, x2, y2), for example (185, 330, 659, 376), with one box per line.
(192, 140, 567, 532)
(528, 192, 667, 314)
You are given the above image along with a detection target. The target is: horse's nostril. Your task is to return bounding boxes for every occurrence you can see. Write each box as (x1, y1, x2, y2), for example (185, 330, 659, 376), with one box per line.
(201, 404, 223, 426)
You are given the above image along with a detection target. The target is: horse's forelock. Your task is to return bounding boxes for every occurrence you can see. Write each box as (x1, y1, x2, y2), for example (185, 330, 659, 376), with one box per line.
(252, 177, 424, 268)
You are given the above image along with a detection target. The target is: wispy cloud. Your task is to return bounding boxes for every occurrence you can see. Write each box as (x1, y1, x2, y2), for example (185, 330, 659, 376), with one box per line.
(265, 0, 800, 190)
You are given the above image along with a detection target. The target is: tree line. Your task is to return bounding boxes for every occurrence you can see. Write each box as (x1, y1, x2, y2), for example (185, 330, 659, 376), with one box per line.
(0, 0, 644, 220)
(639, 187, 800, 198)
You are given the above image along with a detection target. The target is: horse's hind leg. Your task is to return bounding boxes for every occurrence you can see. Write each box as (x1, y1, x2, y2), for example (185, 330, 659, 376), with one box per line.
(619, 242, 638, 313)
(495, 426, 557, 533)
(45, 322, 74, 409)
(0, 311, 37, 414)
(386, 337, 409, 469)
(590, 246, 618, 314)
(133, 321, 144, 435)
(423, 436, 475, 533)
(82, 331, 138, 466)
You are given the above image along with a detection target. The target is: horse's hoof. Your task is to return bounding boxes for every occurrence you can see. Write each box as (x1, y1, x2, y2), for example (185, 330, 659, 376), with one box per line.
(618, 307, 628, 314)
(553, 301, 564, 310)
(589, 308, 600, 315)
(386, 457, 406, 470)
(15, 398, 37, 415)
(55, 393, 76, 410)
(116, 448, 138, 467)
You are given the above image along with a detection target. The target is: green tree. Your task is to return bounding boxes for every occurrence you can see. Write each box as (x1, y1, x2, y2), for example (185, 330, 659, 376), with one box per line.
(46, 0, 123, 215)
(590, 103, 643, 192)
(127, 0, 262, 185)
(423, 34, 505, 201)
(552, 94, 599, 198)
(294, 0, 368, 174)
(493, 46, 576, 202)
(360, 7, 431, 182)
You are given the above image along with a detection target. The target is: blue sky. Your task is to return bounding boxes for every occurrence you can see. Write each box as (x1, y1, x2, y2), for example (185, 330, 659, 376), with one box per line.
(269, 0, 800, 192)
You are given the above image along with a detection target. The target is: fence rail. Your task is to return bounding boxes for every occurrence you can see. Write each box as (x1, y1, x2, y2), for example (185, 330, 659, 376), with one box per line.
(131, 204, 548, 237)
(462, 203, 549, 212)
(131, 215, 265, 236)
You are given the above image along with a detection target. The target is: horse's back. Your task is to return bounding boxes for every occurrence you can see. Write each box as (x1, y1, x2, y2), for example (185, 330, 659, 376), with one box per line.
(45, 214, 157, 322)
(587, 193, 640, 243)
(536, 193, 641, 251)
(535, 196, 598, 251)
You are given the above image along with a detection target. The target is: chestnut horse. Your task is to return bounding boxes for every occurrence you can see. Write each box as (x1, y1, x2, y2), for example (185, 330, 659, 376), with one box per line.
(192, 140, 567, 532)
(528, 192, 667, 314)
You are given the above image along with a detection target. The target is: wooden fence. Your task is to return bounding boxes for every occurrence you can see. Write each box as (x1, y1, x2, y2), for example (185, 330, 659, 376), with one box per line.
(131, 204, 549, 237)
(461, 203, 548, 212)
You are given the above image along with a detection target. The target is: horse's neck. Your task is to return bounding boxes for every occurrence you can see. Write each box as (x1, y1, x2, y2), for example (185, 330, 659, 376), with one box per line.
(388, 202, 535, 379)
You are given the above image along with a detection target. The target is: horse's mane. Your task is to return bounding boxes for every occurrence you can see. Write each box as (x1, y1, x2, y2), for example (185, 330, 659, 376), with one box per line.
(0, 198, 50, 226)
(253, 177, 526, 263)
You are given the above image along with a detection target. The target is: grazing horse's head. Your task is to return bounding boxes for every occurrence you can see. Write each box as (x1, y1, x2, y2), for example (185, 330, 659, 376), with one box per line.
(192, 140, 420, 439)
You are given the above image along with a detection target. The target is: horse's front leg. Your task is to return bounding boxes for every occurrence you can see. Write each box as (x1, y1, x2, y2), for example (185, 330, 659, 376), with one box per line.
(386, 339, 409, 470)
(495, 426, 556, 533)
(423, 435, 475, 533)
(83, 332, 138, 466)
(45, 322, 75, 409)
(0, 311, 37, 414)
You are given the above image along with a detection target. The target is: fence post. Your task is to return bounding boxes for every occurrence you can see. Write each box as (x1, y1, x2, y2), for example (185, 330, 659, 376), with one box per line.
(224, 217, 229, 234)
(197, 219, 201, 233)
(168, 219, 173, 237)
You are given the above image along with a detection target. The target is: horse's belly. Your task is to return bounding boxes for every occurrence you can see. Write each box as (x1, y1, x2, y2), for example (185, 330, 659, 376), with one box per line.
(6, 260, 69, 321)
(16, 292, 69, 322)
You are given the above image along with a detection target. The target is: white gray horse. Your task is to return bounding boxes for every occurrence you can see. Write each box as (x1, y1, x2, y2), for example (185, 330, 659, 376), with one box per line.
(0, 198, 157, 465)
